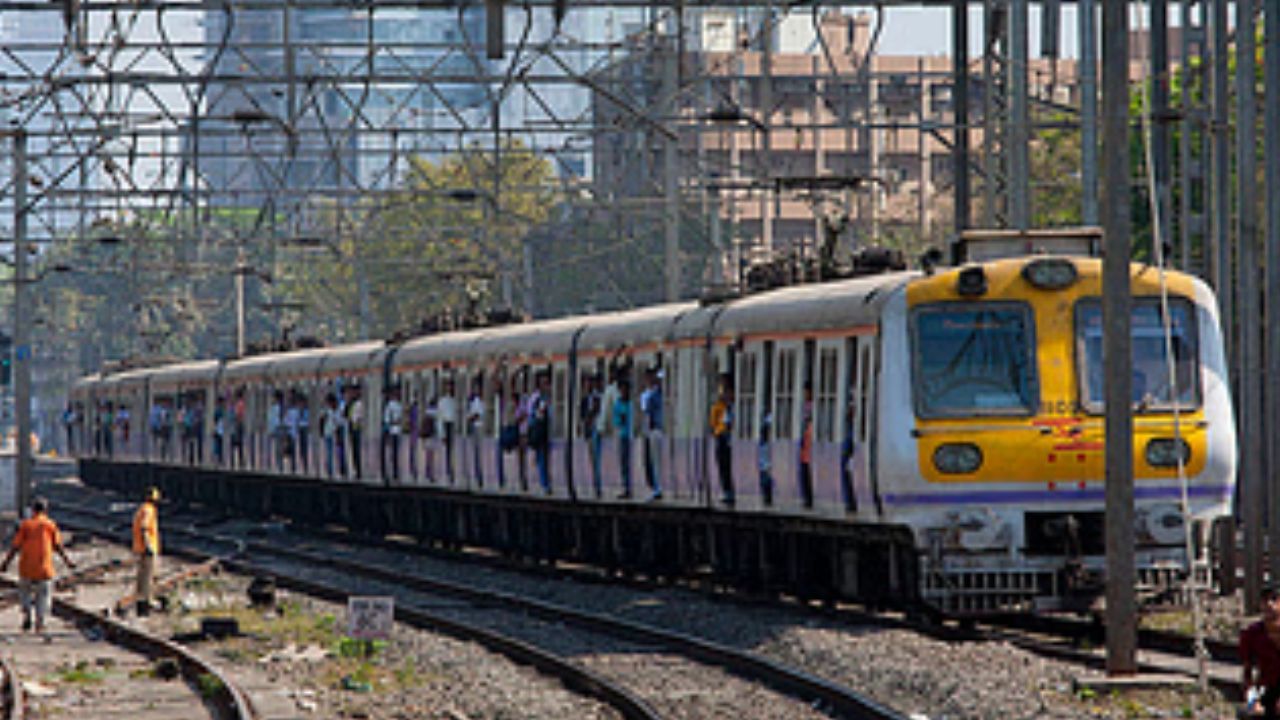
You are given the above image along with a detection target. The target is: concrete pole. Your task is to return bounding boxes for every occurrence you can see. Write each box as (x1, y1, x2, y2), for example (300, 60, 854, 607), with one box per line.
(953, 0, 970, 236)
(918, 57, 930, 245)
(1265, 0, 1280, 588)
(1080, 0, 1098, 225)
(761, 3, 774, 252)
(1008, 0, 1030, 229)
(1152, 0, 1171, 259)
(485, 0, 504, 59)
(235, 246, 246, 357)
(981, 0, 998, 226)
(1101, 0, 1136, 676)
(1210, 0, 1231, 359)
(663, 25, 680, 302)
(12, 130, 31, 517)
(1237, 0, 1263, 614)
(1177, 0, 1195, 271)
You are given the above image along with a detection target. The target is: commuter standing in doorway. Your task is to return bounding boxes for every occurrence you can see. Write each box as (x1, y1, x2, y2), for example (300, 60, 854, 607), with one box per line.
(614, 378, 634, 499)
(710, 377, 735, 506)
(639, 367, 664, 500)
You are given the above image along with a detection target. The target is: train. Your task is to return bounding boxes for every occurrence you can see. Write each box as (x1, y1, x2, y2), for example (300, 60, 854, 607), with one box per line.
(69, 229, 1237, 614)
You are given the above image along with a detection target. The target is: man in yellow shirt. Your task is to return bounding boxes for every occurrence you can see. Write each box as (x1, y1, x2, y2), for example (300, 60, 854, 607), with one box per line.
(1, 497, 76, 634)
(709, 379, 735, 506)
(132, 487, 161, 615)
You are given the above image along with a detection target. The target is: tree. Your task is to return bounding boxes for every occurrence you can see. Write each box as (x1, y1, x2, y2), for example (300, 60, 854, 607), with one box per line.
(278, 139, 560, 340)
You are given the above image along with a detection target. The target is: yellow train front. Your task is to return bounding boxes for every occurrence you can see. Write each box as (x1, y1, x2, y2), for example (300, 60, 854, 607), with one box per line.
(876, 254, 1237, 614)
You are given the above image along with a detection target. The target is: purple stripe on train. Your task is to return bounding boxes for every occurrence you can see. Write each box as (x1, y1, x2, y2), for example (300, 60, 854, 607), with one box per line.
(882, 483, 1233, 506)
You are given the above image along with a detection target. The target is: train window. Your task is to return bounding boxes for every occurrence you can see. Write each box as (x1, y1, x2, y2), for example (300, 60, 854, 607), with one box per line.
(775, 348, 797, 439)
(1076, 298, 1200, 413)
(737, 352, 758, 440)
(817, 348, 838, 442)
(911, 302, 1037, 418)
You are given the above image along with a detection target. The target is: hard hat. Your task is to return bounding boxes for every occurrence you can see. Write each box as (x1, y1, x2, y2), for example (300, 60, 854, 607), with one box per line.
(146, 487, 161, 502)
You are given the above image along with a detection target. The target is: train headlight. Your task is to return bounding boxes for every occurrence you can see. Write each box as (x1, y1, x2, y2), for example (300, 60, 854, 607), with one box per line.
(1022, 258, 1078, 290)
(933, 443, 983, 474)
(1145, 438, 1191, 468)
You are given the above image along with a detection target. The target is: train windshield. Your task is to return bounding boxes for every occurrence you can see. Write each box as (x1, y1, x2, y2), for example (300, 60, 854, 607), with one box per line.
(911, 303, 1038, 418)
(1076, 298, 1200, 413)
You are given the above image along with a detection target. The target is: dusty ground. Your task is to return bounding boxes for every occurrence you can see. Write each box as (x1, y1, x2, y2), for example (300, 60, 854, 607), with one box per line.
(143, 571, 614, 720)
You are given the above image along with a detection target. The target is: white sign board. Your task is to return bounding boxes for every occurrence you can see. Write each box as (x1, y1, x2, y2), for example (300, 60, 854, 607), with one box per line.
(347, 596, 394, 640)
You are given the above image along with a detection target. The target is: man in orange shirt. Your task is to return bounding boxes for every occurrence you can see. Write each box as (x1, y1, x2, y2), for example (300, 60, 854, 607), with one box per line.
(0, 497, 75, 634)
(132, 487, 161, 616)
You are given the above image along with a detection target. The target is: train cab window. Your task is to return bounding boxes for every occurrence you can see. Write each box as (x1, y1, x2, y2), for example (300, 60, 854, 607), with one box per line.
(737, 352, 758, 440)
(1076, 298, 1200, 413)
(911, 303, 1037, 418)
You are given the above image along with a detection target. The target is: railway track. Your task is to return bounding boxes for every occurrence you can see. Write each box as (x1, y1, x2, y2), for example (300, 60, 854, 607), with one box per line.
(0, 657, 21, 720)
(0, 554, 256, 720)
(249, 507, 1248, 700)
(51, 493, 906, 720)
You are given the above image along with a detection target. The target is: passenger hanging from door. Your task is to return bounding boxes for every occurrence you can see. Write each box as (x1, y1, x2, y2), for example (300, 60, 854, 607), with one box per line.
(710, 375, 735, 507)
(640, 366, 664, 501)
(799, 382, 815, 509)
(840, 391, 858, 513)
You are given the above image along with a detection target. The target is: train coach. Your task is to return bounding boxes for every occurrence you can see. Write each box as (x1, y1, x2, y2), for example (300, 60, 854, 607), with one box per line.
(70, 229, 1237, 614)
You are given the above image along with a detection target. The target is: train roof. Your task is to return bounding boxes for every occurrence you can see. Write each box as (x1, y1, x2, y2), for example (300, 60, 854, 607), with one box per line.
(99, 367, 152, 392)
(394, 327, 493, 369)
(70, 373, 100, 394)
(470, 316, 592, 361)
(148, 360, 221, 391)
(577, 303, 698, 352)
(715, 270, 916, 338)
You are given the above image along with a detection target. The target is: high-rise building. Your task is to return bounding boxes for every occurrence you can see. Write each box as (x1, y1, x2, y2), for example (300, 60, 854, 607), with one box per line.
(199, 4, 488, 211)
(592, 10, 1091, 277)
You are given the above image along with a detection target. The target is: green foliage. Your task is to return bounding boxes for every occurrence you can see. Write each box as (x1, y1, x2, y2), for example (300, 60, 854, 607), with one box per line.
(53, 660, 104, 684)
(278, 138, 560, 338)
(335, 636, 384, 659)
(196, 672, 225, 699)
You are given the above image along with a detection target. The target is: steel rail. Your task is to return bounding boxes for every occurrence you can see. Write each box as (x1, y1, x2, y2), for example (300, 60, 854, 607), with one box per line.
(241, 539, 908, 720)
(43, 479, 1245, 707)
(0, 558, 255, 719)
(58, 499, 905, 720)
(0, 656, 23, 720)
(54, 507, 664, 720)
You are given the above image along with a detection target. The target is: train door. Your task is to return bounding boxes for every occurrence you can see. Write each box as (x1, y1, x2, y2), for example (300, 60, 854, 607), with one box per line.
(769, 341, 802, 508)
(463, 367, 485, 489)
(672, 342, 701, 501)
(813, 339, 842, 512)
(736, 343, 763, 506)
(629, 350, 654, 499)
(570, 355, 596, 498)
(837, 337, 859, 514)
(479, 360, 502, 492)
(550, 361, 567, 496)
(425, 367, 440, 483)
(854, 334, 881, 516)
